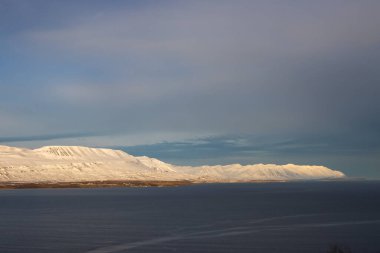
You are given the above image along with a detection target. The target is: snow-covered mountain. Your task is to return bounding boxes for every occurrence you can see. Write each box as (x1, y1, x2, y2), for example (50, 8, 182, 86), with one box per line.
(0, 145, 345, 183)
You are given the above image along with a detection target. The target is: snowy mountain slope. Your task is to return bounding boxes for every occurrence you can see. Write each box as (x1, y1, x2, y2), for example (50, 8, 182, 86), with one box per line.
(177, 163, 345, 182)
(0, 145, 345, 183)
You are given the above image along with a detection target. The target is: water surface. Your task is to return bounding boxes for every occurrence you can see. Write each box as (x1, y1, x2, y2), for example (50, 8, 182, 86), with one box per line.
(0, 181, 379, 252)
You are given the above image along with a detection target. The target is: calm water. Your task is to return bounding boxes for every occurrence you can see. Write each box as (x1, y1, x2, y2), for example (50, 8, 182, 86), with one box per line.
(0, 182, 379, 253)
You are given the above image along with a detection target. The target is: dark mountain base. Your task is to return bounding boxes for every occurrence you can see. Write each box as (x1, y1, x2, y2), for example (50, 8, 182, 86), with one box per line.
(0, 180, 193, 189)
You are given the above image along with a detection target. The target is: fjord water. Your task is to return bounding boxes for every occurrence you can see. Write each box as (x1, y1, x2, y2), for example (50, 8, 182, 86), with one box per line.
(0, 182, 379, 253)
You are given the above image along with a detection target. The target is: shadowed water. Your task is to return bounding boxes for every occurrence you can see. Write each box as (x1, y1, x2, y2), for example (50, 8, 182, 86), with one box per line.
(0, 181, 379, 252)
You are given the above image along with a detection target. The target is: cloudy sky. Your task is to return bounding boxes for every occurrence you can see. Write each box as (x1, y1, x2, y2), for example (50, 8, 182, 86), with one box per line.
(1, 0, 379, 177)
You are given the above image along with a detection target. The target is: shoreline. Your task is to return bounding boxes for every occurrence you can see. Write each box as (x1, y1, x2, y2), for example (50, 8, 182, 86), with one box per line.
(0, 180, 193, 189)
(0, 179, 356, 190)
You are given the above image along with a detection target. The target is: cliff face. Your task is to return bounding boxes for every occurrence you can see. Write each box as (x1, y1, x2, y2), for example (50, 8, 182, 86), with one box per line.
(0, 145, 345, 183)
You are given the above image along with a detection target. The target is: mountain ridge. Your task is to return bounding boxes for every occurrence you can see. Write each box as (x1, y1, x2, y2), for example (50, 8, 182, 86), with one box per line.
(0, 145, 345, 183)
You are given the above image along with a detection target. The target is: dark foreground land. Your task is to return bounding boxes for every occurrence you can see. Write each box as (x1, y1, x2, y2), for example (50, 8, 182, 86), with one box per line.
(0, 180, 192, 189)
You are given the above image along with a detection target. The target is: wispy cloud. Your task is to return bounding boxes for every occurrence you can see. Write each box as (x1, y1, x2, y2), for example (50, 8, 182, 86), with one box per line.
(121, 133, 380, 160)
(0, 132, 102, 143)
(119, 133, 380, 177)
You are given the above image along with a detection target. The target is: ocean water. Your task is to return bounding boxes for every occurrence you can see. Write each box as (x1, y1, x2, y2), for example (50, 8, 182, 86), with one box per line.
(0, 181, 379, 253)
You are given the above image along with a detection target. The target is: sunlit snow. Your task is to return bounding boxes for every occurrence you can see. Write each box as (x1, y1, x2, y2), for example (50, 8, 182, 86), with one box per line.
(0, 145, 345, 183)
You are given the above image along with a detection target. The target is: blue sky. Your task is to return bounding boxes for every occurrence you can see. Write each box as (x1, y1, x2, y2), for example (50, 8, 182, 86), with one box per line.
(1, 0, 379, 178)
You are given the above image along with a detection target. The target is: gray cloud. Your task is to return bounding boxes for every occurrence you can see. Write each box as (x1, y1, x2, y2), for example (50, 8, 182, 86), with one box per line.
(0, 132, 102, 143)
(1, 0, 380, 177)
(119, 133, 380, 178)
(15, 0, 378, 136)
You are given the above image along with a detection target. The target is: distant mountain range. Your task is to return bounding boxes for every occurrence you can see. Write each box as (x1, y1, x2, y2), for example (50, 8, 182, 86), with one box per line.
(0, 145, 345, 184)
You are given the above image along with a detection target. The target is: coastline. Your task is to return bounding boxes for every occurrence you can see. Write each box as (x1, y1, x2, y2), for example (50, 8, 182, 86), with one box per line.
(0, 180, 193, 189)
(0, 178, 356, 190)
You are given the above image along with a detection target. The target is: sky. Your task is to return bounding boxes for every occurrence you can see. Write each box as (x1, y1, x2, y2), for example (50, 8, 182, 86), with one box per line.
(0, 0, 379, 178)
